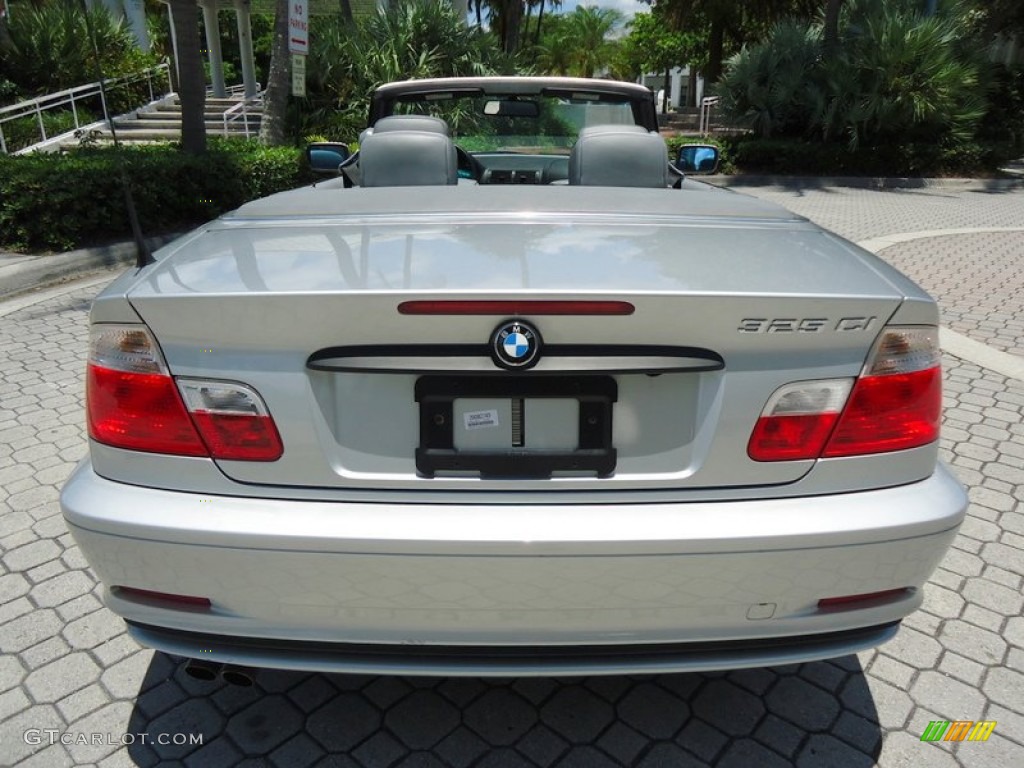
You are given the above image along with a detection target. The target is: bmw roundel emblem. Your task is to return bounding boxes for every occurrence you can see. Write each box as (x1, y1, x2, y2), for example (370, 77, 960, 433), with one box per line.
(491, 319, 542, 370)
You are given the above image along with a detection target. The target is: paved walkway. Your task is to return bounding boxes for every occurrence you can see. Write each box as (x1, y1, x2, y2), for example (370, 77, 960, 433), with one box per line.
(1, 184, 1023, 767)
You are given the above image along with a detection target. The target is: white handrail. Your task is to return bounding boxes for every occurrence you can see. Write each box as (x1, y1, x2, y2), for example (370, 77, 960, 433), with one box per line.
(221, 86, 263, 139)
(0, 63, 172, 154)
(699, 96, 720, 135)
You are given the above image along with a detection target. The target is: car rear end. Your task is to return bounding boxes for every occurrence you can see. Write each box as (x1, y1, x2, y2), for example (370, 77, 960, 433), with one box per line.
(61, 187, 966, 675)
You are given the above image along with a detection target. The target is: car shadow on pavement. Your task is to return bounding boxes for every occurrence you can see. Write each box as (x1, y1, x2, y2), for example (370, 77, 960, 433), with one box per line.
(124, 653, 882, 766)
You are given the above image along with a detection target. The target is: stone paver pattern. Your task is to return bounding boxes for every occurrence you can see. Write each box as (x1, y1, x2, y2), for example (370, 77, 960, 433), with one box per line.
(1, 183, 1023, 767)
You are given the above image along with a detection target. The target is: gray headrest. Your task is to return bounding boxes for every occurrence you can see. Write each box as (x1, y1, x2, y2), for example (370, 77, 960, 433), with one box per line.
(359, 130, 458, 187)
(372, 115, 451, 135)
(569, 126, 670, 188)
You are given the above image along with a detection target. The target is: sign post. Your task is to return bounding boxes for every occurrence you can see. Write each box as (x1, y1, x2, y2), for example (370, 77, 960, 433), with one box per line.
(288, 2, 309, 98)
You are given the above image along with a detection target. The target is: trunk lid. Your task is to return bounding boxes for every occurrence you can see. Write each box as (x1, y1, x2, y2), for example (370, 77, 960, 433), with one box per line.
(126, 202, 908, 493)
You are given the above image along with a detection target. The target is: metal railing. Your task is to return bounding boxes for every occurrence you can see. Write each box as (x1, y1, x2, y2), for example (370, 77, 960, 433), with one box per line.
(699, 96, 720, 135)
(0, 63, 172, 154)
(221, 86, 263, 139)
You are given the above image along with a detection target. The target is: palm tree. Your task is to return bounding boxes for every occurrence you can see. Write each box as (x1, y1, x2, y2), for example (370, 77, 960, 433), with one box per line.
(259, 0, 290, 146)
(167, 0, 206, 154)
(562, 6, 623, 78)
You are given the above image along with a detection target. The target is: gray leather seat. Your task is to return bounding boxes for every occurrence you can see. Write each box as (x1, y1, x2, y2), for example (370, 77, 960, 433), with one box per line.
(360, 115, 451, 144)
(359, 127, 459, 187)
(372, 115, 450, 135)
(569, 125, 670, 188)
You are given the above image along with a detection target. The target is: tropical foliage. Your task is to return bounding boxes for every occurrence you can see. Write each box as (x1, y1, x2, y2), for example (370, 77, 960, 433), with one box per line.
(535, 6, 623, 78)
(0, 0, 157, 105)
(302, 0, 514, 141)
(718, 0, 989, 154)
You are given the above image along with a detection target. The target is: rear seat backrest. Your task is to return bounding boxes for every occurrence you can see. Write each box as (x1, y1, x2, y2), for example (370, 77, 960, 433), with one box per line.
(371, 115, 450, 135)
(569, 125, 670, 188)
(359, 127, 458, 187)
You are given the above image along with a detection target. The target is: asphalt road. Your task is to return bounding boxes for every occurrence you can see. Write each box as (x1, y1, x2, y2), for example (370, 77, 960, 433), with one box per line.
(1, 182, 1023, 767)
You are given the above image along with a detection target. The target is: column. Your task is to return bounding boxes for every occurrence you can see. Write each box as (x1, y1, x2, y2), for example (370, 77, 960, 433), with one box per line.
(165, 0, 182, 91)
(234, 0, 257, 98)
(122, 0, 150, 52)
(201, 0, 226, 97)
(670, 67, 683, 111)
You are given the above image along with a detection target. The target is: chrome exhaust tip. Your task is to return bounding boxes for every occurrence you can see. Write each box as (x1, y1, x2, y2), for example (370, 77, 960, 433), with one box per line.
(221, 665, 256, 687)
(183, 659, 221, 682)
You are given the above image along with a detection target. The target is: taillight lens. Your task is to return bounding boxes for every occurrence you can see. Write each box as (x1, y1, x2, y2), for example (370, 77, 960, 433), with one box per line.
(747, 380, 853, 461)
(178, 380, 283, 461)
(87, 325, 282, 461)
(823, 327, 941, 457)
(748, 326, 941, 461)
(87, 326, 207, 456)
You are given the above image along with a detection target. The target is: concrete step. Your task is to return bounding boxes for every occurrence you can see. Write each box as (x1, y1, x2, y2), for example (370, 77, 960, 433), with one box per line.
(145, 110, 263, 121)
(116, 118, 261, 130)
(158, 100, 259, 110)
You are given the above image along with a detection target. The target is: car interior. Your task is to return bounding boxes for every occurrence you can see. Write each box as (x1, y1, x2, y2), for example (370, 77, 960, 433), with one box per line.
(307, 89, 720, 188)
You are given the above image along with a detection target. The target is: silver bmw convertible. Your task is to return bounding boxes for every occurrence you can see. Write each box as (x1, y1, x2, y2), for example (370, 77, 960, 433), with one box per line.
(60, 77, 967, 677)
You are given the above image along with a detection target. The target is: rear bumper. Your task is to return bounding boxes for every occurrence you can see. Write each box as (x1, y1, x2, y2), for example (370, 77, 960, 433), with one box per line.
(62, 460, 966, 674)
(127, 620, 901, 677)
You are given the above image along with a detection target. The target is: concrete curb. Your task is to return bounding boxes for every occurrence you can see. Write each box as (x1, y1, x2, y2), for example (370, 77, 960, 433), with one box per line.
(0, 233, 180, 300)
(703, 174, 1024, 190)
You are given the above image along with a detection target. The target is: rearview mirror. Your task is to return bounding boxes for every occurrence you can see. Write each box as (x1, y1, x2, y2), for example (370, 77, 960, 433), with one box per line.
(483, 99, 540, 118)
(307, 142, 351, 175)
(676, 144, 720, 175)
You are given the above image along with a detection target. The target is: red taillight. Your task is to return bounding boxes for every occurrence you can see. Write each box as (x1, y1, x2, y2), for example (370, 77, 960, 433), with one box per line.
(87, 325, 282, 461)
(822, 368, 941, 457)
(88, 365, 208, 456)
(86, 325, 206, 456)
(749, 327, 941, 462)
(177, 380, 283, 461)
(398, 300, 635, 315)
(747, 380, 852, 461)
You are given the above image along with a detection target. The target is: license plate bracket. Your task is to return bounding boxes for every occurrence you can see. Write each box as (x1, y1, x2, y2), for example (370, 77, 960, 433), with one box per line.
(415, 375, 617, 478)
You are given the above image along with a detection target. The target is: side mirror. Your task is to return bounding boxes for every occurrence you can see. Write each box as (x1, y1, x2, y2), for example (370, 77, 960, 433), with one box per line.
(307, 142, 351, 175)
(676, 144, 720, 175)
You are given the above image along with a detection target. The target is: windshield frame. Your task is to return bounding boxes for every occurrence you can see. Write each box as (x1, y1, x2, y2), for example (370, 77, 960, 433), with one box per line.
(369, 77, 659, 134)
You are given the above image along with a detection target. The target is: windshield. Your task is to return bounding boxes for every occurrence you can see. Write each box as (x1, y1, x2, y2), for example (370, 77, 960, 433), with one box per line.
(387, 92, 639, 154)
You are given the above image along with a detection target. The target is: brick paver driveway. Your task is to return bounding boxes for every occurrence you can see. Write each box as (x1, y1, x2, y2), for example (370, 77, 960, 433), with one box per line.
(2, 183, 1023, 767)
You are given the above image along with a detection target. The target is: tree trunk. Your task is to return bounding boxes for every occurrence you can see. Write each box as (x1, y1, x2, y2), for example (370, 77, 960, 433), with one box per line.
(502, 0, 523, 55)
(533, 0, 544, 46)
(823, 0, 843, 53)
(662, 67, 670, 113)
(339, 0, 353, 23)
(168, 0, 206, 155)
(705, 17, 725, 84)
(688, 67, 698, 108)
(260, 0, 290, 147)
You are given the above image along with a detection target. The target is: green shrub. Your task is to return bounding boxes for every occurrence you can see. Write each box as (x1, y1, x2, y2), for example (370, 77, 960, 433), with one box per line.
(717, 1, 987, 155)
(726, 137, 996, 177)
(0, 2, 158, 97)
(0, 140, 310, 252)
